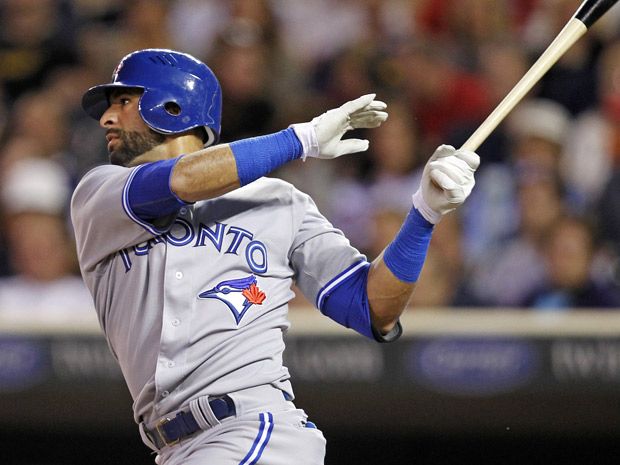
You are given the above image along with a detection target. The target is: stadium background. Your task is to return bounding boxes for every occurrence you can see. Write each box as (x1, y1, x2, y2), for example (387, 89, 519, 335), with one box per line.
(1, 1, 620, 464)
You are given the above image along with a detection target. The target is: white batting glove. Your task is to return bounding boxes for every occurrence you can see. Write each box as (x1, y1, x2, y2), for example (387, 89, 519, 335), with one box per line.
(412, 145, 480, 224)
(291, 94, 388, 160)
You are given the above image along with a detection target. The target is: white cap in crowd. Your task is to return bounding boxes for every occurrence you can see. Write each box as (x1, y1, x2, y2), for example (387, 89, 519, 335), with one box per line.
(1, 157, 70, 216)
(508, 98, 571, 146)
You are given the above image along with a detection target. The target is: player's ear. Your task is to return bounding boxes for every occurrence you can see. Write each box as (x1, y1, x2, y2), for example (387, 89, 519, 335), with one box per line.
(183, 127, 209, 144)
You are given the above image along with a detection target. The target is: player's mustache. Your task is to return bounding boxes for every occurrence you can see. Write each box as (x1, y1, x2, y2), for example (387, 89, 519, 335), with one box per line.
(106, 129, 123, 139)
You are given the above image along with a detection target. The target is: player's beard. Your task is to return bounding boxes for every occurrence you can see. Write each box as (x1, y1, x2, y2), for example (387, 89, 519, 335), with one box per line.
(108, 128, 166, 167)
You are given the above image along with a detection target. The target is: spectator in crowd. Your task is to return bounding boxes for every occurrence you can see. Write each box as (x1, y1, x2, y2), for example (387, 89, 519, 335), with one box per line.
(449, 40, 530, 164)
(563, 37, 620, 211)
(272, 0, 382, 69)
(167, 0, 230, 59)
(0, 134, 43, 177)
(11, 90, 71, 161)
(0, 157, 96, 324)
(0, 86, 6, 141)
(365, 208, 407, 261)
(366, 100, 424, 212)
(527, 0, 601, 116)
(313, 45, 376, 112)
(0, 136, 52, 276)
(598, 169, 620, 256)
(0, 0, 77, 103)
(523, 216, 620, 309)
(115, 0, 174, 54)
(209, 20, 279, 142)
(0, 0, 617, 313)
(460, 97, 571, 264)
(416, 0, 514, 70)
(324, 100, 423, 253)
(596, 168, 620, 292)
(467, 171, 566, 307)
(397, 39, 491, 150)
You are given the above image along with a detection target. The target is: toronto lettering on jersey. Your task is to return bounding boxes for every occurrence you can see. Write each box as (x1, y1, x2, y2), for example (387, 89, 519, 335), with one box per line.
(118, 218, 268, 274)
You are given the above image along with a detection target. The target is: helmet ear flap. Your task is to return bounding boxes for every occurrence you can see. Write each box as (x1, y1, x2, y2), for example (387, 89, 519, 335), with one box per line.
(138, 89, 181, 134)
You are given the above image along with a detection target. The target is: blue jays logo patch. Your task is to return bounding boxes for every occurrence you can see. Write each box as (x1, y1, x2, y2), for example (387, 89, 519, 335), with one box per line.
(198, 275, 266, 324)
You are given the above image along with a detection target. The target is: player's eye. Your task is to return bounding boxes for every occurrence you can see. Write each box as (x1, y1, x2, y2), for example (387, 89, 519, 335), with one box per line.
(120, 98, 131, 105)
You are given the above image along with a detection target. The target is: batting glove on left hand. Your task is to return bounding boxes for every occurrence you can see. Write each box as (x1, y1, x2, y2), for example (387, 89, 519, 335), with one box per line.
(291, 94, 388, 160)
(413, 145, 480, 224)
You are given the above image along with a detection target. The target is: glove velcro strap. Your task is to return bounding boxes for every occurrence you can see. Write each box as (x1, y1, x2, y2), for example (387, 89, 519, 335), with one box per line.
(412, 189, 443, 224)
(289, 122, 319, 160)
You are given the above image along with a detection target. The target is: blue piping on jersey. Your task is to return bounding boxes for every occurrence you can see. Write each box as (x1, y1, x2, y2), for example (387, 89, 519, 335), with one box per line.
(122, 164, 171, 236)
(316, 260, 370, 310)
(239, 412, 274, 465)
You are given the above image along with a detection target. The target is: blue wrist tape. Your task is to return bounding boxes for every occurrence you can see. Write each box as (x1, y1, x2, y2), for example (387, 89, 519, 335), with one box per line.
(383, 207, 434, 283)
(229, 128, 302, 186)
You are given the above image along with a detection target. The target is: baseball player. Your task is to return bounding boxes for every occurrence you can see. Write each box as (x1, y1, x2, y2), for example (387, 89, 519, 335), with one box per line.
(71, 49, 479, 465)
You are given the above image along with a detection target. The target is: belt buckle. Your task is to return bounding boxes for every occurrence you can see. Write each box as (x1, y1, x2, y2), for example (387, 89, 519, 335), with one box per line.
(155, 417, 180, 447)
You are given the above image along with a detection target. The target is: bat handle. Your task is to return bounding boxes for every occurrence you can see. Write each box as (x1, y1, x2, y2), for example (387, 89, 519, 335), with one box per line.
(460, 17, 587, 152)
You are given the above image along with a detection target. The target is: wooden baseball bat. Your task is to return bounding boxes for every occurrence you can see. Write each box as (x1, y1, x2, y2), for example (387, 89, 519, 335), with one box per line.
(461, 0, 619, 152)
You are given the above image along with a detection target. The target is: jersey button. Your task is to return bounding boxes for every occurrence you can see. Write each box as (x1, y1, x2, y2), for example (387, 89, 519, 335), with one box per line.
(175, 271, 183, 279)
(180, 208, 188, 215)
(167, 361, 175, 368)
(161, 391, 169, 398)
(171, 318, 181, 326)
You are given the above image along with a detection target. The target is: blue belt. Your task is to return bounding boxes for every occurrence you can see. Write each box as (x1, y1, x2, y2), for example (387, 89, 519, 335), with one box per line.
(145, 395, 236, 448)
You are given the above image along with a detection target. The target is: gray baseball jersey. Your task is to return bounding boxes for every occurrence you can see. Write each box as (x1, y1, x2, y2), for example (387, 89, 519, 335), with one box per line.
(70, 164, 364, 428)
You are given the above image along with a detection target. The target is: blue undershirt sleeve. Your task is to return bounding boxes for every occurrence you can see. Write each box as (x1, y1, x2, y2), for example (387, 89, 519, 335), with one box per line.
(318, 261, 402, 343)
(126, 157, 190, 221)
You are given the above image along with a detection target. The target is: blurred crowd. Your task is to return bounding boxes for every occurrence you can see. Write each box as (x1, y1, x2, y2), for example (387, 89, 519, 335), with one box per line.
(1, 0, 620, 322)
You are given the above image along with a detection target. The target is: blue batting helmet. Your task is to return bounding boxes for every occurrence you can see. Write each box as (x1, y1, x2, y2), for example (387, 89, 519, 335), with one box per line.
(82, 49, 222, 145)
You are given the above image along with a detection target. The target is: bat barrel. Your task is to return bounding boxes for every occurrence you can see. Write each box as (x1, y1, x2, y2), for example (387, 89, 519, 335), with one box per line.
(459, 0, 619, 152)
(460, 18, 586, 152)
(575, 0, 619, 28)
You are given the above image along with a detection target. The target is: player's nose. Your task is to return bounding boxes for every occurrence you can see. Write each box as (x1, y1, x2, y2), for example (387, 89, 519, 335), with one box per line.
(99, 106, 118, 128)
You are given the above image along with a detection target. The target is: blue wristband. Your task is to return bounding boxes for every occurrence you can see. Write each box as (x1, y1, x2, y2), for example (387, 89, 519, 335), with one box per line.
(383, 207, 434, 283)
(229, 128, 302, 186)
